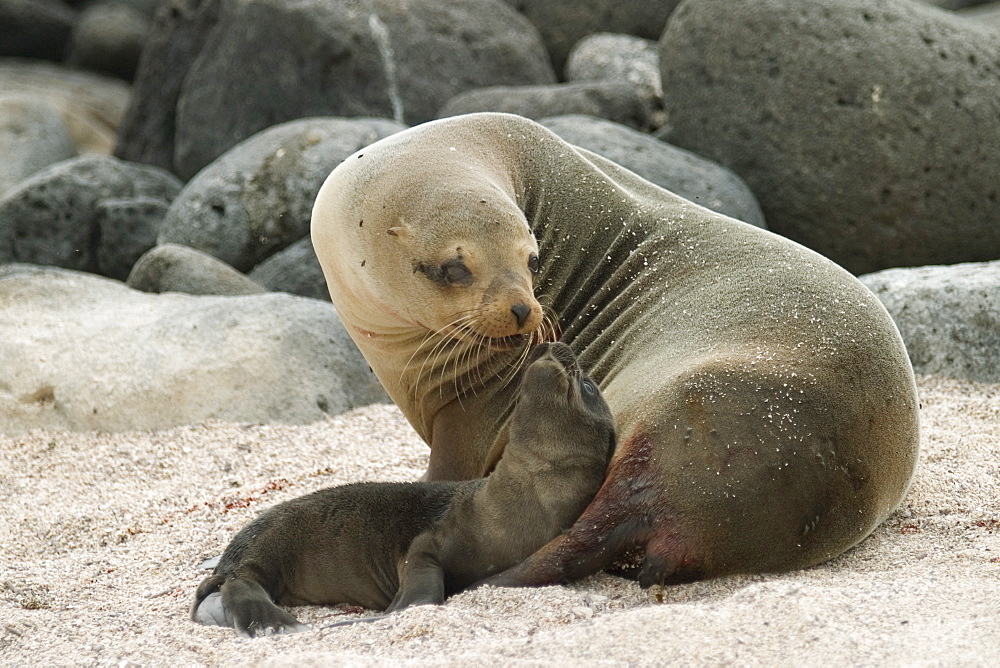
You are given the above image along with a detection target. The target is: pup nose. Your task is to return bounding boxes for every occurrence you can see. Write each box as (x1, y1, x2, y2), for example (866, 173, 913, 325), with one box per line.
(511, 303, 532, 329)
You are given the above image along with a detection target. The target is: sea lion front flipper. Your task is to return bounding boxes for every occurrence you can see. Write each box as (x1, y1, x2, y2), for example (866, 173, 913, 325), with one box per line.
(221, 577, 310, 638)
(387, 532, 446, 613)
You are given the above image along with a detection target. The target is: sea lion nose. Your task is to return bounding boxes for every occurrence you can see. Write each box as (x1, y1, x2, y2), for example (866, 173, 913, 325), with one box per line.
(511, 303, 532, 329)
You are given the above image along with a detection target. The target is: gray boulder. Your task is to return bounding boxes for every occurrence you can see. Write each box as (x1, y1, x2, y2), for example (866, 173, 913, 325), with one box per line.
(0, 0, 77, 61)
(541, 115, 766, 228)
(0, 60, 131, 155)
(112, 0, 222, 171)
(0, 155, 181, 273)
(923, 0, 993, 8)
(249, 236, 329, 301)
(0, 94, 77, 198)
(565, 33, 662, 98)
(159, 117, 405, 272)
(0, 264, 387, 434)
(438, 81, 657, 131)
(66, 1, 152, 81)
(128, 243, 267, 297)
(95, 197, 171, 280)
(861, 261, 1000, 383)
(959, 1, 1000, 28)
(118, 0, 554, 179)
(501, 0, 682, 74)
(659, 0, 1000, 275)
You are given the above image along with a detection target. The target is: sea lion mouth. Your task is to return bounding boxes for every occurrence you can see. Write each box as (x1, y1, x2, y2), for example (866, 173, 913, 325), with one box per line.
(487, 334, 527, 350)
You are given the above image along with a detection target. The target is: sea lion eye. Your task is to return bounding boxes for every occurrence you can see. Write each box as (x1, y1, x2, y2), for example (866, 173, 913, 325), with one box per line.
(528, 253, 540, 274)
(442, 260, 472, 285)
(581, 378, 597, 395)
(414, 259, 471, 286)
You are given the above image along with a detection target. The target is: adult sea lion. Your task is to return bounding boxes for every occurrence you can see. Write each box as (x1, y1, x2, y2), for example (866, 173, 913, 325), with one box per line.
(311, 112, 920, 586)
(190, 342, 615, 637)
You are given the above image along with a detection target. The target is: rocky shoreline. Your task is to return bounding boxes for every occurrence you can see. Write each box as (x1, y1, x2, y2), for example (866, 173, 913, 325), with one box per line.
(3, 0, 999, 434)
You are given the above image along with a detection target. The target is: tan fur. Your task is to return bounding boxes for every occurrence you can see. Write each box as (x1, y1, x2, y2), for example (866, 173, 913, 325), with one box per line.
(311, 112, 920, 583)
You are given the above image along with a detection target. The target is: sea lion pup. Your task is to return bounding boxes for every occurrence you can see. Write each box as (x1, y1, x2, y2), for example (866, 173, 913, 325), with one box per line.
(311, 112, 920, 587)
(190, 342, 615, 637)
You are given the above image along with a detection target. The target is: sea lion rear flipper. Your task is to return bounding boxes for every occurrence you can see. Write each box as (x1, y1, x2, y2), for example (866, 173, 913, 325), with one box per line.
(387, 533, 446, 613)
(220, 577, 310, 638)
(191, 574, 228, 625)
(191, 591, 230, 627)
(479, 517, 648, 588)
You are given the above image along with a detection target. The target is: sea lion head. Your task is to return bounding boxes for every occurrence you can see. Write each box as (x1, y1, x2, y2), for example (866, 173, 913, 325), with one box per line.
(355, 175, 545, 348)
(510, 342, 617, 460)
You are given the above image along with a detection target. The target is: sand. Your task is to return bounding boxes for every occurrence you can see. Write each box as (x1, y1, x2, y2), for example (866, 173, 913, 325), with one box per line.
(2, 374, 998, 666)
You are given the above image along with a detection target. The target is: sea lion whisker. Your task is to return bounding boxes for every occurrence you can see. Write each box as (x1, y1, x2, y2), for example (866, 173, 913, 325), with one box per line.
(537, 305, 559, 344)
(465, 330, 493, 398)
(548, 308, 560, 342)
(413, 329, 457, 401)
(430, 335, 463, 402)
(408, 332, 448, 401)
(471, 332, 493, 389)
(408, 314, 480, 400)
(403, 330, 441, 397)
(432, 317, 479, 402)
(495, 352, 518, 390)
(452, 326, 480, 400)
(489, 340, 534, 430)
(496, 337, 533, 393)
(457, 320, 495, 398)
(403, 313, 475, 390)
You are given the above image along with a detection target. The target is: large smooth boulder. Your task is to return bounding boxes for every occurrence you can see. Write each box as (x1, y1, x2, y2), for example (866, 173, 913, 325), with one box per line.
(501, 0, 682, 74)
(0, 155, 181, 274)
(0, 60, 131, 154)
(159, 117, 405, 272)
(565, 33, 662, 98)
(0, 265, 387, 434)
(0, 0, 77, 61)
(0, 94, 77, 197)
(112, 0, 221, 171)
(861, 261, 1000, 383)
(128, 243, 267, 296)
(659, 0, 1000, 274)
(94, 197, 173, 280)
(959, 1, 1000, 28)
(118, 0, 554, 179)
(923, 0, 993, 8)
(437, 81, 657, 131)
(66, 1, 152, 81)
(541, 115, 766, 228)
(248, 236, 329, 301)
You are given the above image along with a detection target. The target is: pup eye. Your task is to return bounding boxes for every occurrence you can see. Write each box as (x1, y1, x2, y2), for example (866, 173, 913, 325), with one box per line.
(581, 378, 597, 395)
(528, 253, 539, 274)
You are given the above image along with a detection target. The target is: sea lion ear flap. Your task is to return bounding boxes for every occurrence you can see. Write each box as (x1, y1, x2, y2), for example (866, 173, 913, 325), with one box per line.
(387, 225, 410, 238)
